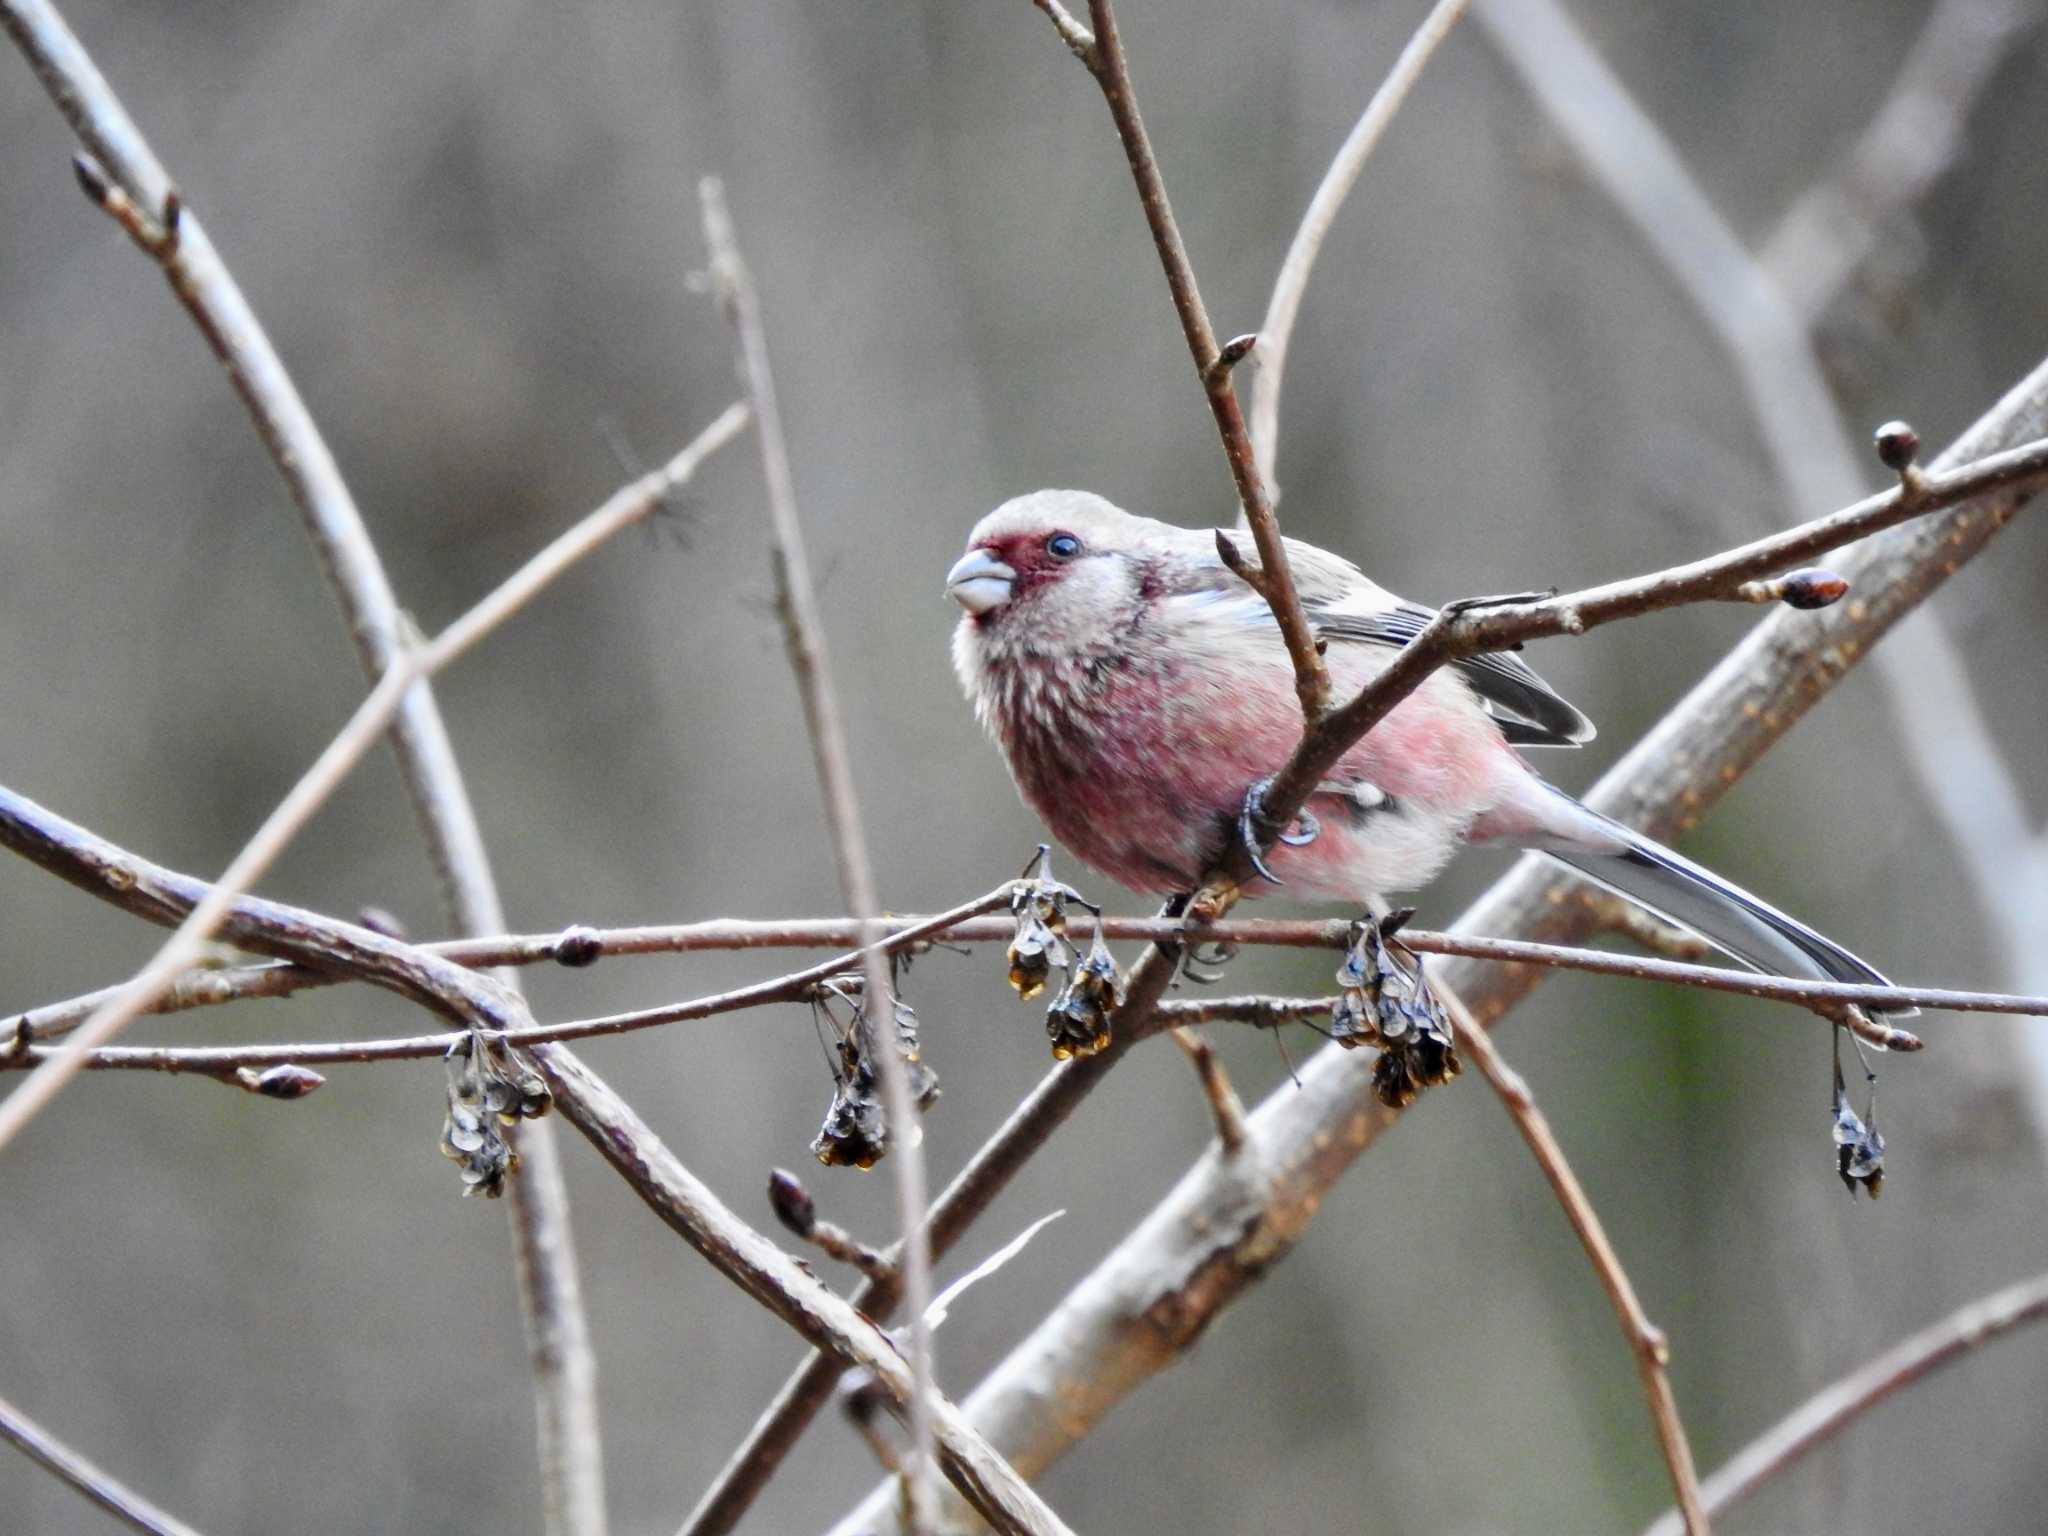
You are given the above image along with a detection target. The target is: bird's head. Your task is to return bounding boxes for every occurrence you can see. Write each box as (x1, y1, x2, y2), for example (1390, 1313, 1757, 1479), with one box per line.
(946, 490, 1166, 656)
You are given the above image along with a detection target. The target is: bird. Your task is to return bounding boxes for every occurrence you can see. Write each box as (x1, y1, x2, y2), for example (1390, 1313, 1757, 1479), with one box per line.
(946, 487, 1906, 1012)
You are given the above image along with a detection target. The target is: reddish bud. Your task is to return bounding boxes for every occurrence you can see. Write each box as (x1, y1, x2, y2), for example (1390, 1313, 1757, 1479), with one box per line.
(1873, 420, 1920, 473)
(236, 1063, 325, 1099)
(768, 1168, 817, 1235)
(1779, 569, 1849, 609)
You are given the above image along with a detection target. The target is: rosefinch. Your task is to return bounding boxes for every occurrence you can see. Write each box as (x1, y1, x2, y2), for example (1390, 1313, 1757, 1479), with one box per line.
(947, 489, 1905, 1006)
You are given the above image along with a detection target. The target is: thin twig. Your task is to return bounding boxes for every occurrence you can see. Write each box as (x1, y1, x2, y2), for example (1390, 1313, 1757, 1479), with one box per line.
(540, 1050, 1074, 1536)
(698, 176, 940, 1532)
(33, 906, 2048, 1058)
(0, 403, 749, 1154)
(1642, 1270, 2048, 1535)
(1248, 0, 1472, 497)
(0, 1391, 207, 1536)
(1439, 985, 1710, 1533)
(1053, 0, 1331, 721)
(1169, 1027, 1248, 1151)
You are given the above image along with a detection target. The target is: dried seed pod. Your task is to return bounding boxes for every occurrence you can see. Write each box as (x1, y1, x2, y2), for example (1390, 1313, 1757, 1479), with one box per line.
(1044, 928, 1121, 1059)
(1005, 862, 1083, 1000)
(1832, 1059, 1886, 1199)
(1331, 918, 1460, 1107)
(812, 1039, 888, 1170)
(438, 1032, 550, 1196)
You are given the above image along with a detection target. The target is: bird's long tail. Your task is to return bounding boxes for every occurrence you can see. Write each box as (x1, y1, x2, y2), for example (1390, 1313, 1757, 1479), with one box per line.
(1511, 784, 1911, 1016)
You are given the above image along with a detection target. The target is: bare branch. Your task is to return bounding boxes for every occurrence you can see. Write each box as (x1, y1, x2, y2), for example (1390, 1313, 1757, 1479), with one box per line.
(0, 403, 748, 1153)
(698, 176, 939, 1529)
(0, 1391, 208, 1536)
(1642, 1271, 2048, 1536)
(1759, 0, 2044, 323)
(1066, 0, 1331, 720)
(1442, 986, 1709, 1533)
(541, 1051, 1074, 1536)
(1248, 0, 1472, 495)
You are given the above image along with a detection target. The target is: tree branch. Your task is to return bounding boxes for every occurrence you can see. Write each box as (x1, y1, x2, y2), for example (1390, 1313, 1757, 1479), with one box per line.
(1642, 1271, 2048, 1535)
(698, 176, 940, 1529)
(0, 401, 747, 1152)
(823, 346, 2048, 1532)
(1443, 985, 1709, 1533)
(0, 1391, 208, 1536)
(1248, 0, 1472, 497)
(540, 1050, 1073, 1536)
(1060, 0, 1331, 721)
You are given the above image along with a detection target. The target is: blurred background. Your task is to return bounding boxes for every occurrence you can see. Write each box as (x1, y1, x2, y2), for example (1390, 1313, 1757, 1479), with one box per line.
(3, 1, 2047, 1531)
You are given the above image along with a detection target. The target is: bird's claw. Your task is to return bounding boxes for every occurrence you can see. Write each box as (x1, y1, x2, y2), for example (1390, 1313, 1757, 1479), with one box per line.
(1237, 775, 1320, 885)
(1179, 939, 1237, 985)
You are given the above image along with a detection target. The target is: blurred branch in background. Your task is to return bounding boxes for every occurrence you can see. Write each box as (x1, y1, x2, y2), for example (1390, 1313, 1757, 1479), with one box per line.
(1759, 0, 2045, 327)
(0, 1, 617, 1522)
(699, 173, 940, 1529)
(1643, 1269, 2048, 1535)
(1445, 987, 1707, 1532)
(0, 1394, 207, 1536)
(1248, 0, 1471, 501)
(1473, 0, 2048, 1128)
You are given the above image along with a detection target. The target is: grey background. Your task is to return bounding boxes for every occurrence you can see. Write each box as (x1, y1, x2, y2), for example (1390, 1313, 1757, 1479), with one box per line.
(3, 2, 2047, 1532)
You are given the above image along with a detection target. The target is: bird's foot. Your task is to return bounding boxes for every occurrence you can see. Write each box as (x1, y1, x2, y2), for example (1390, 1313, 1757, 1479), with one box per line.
(1237, 775, 1321, 886)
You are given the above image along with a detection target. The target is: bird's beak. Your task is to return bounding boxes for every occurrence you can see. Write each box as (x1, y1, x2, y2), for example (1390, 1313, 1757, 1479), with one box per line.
(946, 547, 1016, 615)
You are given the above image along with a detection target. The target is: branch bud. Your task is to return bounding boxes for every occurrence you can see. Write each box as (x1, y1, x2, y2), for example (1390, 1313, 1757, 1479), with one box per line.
(1873, 420, 1920, 474)
(767, 1167, 817, 1236)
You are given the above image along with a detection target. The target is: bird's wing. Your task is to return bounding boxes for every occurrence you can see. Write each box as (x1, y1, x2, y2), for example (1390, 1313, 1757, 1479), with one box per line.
(1161, 532, 1595, 747)
(1312, 603, 1597, 748)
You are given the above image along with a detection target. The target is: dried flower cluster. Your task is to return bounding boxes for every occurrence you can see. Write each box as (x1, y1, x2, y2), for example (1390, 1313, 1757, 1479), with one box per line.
(1004, 856, 1122, 1059)
(1832, 1033, 1887, 1198)
(439, 1031, 552, 1197)
(1329, 912, 1460, 1108)
(809, 961, 940, 1170)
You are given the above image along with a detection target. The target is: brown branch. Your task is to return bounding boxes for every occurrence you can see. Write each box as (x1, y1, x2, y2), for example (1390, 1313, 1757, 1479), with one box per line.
(36, 907, 2048, 1061)
(0, 1390, 208, 1536)
(1441, 985, 1710, 1533)
(539, 1050, 1073, 1536)
(1642, 1271, 2048, 1535)
(1168, 1027, 1248, 1152)
(0, 785, 529, 1037)
(698, 175, 940, 1529)
(0, 401, 748, 1153)
(1252, 428, 2048, 852)
(1051, 0, 1331, 722)
(1248, 0, 1472, 496)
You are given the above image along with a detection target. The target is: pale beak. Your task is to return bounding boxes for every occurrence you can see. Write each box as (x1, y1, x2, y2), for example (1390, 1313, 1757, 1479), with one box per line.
(945, 547, 1016, 615)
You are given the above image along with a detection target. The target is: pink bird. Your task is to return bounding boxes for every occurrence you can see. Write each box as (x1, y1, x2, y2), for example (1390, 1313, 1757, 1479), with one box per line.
(947, 489, 1905, 1009)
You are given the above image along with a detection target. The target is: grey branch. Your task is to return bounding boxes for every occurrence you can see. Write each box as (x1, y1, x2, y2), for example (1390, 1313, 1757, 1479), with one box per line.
(1248, 0, 1472, 498)
(698, 176, 940, 1531)
(0, 1391, 208, 1536)
(1642, 1270, 2048, 1535)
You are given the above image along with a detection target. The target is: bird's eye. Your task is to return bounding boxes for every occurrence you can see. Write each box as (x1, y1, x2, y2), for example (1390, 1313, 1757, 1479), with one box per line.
(1045, 532, 1082, 560)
